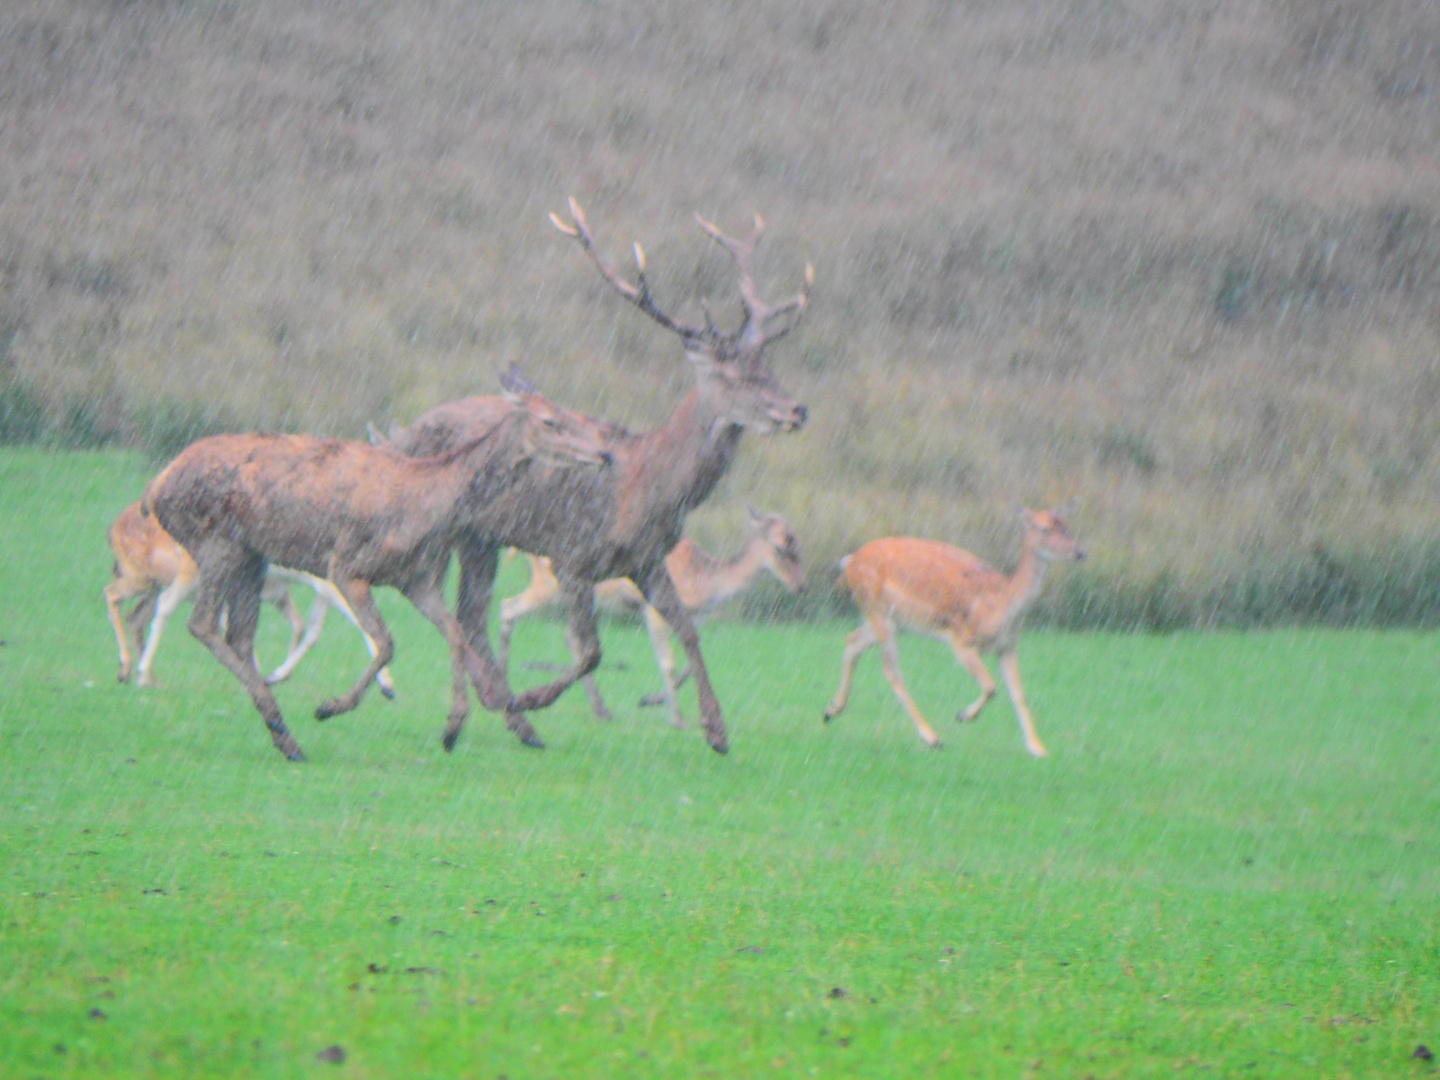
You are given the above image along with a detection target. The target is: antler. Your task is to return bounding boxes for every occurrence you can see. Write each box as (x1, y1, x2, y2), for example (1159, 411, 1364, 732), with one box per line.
(553, 198, 813, 357)
(550, 198, 709, 343)
(694, 212, 813, 351)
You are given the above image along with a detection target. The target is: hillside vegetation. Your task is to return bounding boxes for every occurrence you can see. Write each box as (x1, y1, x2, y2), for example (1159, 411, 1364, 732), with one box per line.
(3, 0, 1440, 624)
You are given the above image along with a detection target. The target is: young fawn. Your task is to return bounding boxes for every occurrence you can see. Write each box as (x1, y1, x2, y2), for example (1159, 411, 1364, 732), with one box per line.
(824, 505, 1084, 755)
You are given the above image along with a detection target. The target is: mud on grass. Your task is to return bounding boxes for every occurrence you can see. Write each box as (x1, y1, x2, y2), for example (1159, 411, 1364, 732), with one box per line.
(0, 450, 1436, 1077)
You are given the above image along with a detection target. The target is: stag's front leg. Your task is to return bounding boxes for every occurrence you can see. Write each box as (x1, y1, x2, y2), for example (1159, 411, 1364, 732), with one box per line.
(508, 573, 602, 713)
(640, 566, 727, 754)
(313, 578, 394, 721)
(454, 537, 544, 750)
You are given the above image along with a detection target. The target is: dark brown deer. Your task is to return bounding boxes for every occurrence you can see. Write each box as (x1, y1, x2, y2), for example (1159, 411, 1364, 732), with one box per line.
(496, 507, 807, 728)
(390, 200, 812, 755)
(145, 375, 612, 761)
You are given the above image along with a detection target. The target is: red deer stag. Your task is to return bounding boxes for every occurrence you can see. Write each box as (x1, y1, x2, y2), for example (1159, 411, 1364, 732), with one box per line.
(824, 506, 1084, 755)
(105, 501, 396, 694)
(145, 375, 611, 761)
(496, 507, 807, 728)
(388, 200, 812, 754)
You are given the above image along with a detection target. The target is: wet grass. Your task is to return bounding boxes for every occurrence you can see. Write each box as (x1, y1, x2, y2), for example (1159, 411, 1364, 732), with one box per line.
(1, 449, 1437, 1078)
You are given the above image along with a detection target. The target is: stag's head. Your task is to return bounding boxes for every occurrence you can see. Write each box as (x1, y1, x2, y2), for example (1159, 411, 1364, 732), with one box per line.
(747, 504, 808, 592)
(499, 364, 615, 469)
(551, 199, 810, 435)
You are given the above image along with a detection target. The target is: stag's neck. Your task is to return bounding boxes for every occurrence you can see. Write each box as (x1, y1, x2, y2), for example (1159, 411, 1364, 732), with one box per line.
(669, 534, 772, 612)
(617, 390, 743, 540)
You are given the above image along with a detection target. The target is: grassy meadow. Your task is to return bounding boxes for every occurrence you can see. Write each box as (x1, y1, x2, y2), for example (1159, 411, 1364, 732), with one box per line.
(2, 449, 1437, 1077)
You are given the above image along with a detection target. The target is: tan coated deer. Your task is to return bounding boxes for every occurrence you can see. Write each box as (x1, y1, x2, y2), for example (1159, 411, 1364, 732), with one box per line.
(387, 200, 812, 755)
(104, 501, 397, 694)
(144, 374, 611, 761)
(497, 506, 807, 727)
(824, 505, 1084, 756)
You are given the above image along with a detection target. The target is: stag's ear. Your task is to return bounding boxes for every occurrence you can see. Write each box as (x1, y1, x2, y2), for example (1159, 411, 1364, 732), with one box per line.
(499, 363, 539, 399)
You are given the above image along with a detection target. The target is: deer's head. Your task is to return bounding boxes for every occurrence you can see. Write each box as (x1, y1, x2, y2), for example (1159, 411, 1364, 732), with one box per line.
(499, 364, 615, 469)
(551, 199, 810, 435)
(1023, 503, 1086, 563)
(746, 504, 808, 592)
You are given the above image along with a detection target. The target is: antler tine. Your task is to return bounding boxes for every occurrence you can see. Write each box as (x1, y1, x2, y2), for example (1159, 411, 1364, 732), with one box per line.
(695, 212, 770, 329)
(551, 198, 706, 341)
(695, 212, 813, 351)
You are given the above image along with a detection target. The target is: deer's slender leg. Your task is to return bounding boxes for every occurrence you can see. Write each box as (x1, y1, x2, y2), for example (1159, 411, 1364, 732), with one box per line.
(454, 537, 543, 750)
(397, 572, 472, 750)
(265, 590, 326, 684)
(997, 648, 1048, 758)
(105, 576, 152, 683)
(640, 603, 686, 728)
(125, 591, 157, 662)
(136, 571, 197, 687)
(823, 620, 878, 723)
(639, 566, 727, 754)
(265, 585, 305, 672)
(265, 577, 396, 698)
(509, 573, 602, 712)
(186, 548, 304, 761)
(947, 635, 996, 723)
(312, 578, 393, 721)
(873, 618, 941, 749)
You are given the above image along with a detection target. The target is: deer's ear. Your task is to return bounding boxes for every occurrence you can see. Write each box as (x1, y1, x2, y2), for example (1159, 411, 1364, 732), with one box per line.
(500, 385, 524, 405)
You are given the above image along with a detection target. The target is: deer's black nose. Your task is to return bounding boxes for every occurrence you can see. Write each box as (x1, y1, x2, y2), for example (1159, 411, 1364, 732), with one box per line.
(793, 404, 808, 424)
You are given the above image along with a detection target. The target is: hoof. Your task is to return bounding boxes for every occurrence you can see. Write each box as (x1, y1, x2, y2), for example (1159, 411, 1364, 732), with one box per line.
(637, 693, 666, 708)
(593, 706, 614, 722)
(705, 731, 729, 755)
(314, 701, 341, 721)
(926, 740, 944, 751)
(117, 671, 130, 685)
(286, 748, 308, 762)
(379, 684, 397, 701)
(441, 730, 459, 753)
(822, 710, 833, 724)
(521, 733, 546, 750)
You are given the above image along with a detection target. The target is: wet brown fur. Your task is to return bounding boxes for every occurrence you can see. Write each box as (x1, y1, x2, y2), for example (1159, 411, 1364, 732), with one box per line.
(146, 394, 609, 761)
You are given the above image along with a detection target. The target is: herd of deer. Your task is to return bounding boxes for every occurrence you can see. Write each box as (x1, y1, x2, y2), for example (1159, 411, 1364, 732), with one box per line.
(103, 201, 1084, 762)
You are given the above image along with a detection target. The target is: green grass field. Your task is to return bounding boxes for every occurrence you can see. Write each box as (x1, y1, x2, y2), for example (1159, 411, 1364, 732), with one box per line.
(1, 449, 1437, 1078)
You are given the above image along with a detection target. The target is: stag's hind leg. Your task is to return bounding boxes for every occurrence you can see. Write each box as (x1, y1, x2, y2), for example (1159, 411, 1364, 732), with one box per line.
(186, 547, 305, 761)
(508, 572, 602, 713)
(312, 578, 393, 721)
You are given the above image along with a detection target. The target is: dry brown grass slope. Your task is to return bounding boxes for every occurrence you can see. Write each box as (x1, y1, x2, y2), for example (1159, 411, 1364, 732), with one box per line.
(3, 0, 1440, 623)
